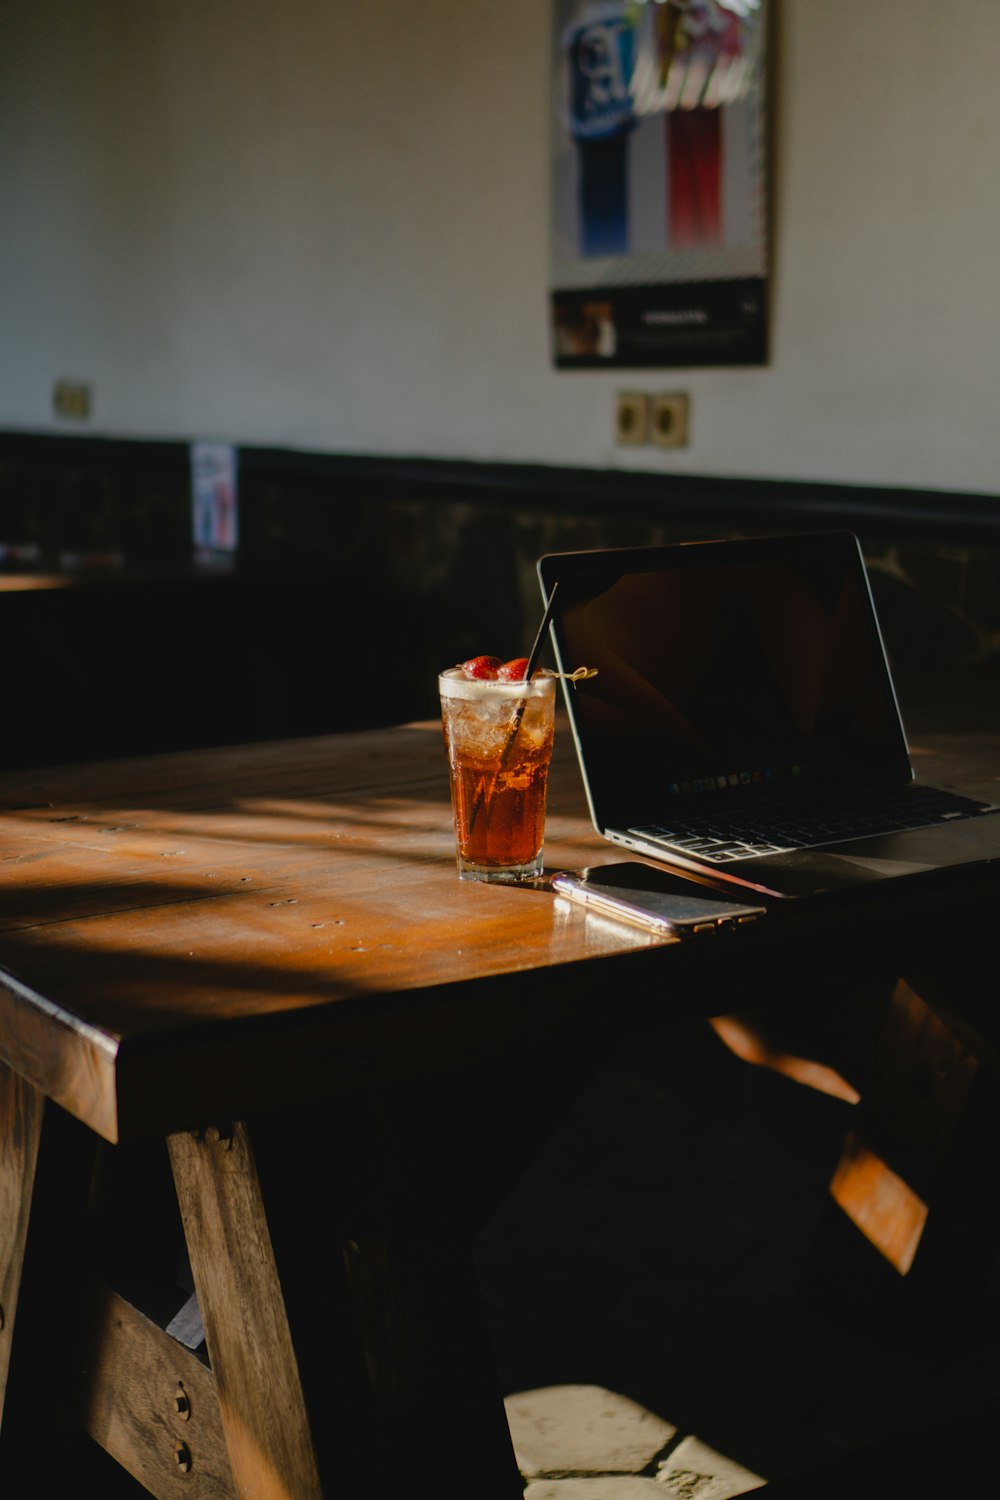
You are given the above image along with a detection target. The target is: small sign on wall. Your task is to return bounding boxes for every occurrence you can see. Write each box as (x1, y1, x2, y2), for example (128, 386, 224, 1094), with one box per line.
(191, 441, 239, 552)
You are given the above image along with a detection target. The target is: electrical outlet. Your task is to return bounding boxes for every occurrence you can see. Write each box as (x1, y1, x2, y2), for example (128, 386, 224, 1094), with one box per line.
(53, 380, 92, 421)
(650, 393, 690, 448)
(615, 392, 649, 445)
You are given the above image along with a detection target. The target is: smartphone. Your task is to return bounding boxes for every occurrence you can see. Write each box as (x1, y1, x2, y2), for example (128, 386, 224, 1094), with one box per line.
(550, 861, 767, 937)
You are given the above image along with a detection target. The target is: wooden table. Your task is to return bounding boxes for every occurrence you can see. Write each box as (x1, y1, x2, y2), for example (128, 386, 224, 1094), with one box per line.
(1, 719, 998, 1497)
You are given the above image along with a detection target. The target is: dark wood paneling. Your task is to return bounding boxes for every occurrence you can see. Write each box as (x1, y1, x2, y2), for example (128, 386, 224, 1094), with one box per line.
(4, 434, 1000, 768)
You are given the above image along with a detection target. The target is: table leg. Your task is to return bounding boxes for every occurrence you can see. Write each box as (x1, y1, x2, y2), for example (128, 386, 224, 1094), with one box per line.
(167, 1121, 328, 1500)
(0, 1062, 110, 1486)
(0, 1060, 44, 1423)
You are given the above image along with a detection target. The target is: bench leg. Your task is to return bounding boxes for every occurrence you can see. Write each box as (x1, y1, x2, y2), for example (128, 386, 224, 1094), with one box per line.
(829, 974, 982, 1275)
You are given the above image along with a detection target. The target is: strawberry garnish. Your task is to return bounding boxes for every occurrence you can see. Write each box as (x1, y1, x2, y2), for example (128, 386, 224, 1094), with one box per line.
(461, 655, 502, 680)
(497, 657, 530, 681)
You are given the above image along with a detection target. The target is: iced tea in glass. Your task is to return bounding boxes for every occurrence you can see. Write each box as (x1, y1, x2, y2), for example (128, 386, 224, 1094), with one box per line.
(439, 668, 556, 882)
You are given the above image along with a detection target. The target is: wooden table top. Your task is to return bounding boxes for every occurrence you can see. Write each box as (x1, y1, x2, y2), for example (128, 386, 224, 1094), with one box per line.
(2, 717, 998, 1143)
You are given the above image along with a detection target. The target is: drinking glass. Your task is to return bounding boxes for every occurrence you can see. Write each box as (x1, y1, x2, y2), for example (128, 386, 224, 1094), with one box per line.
(439, 669, 556, 882)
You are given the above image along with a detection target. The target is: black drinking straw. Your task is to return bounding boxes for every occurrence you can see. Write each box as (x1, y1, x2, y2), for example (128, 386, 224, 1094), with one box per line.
(522, 579, 560, 683)
(498, 578, 560, 763)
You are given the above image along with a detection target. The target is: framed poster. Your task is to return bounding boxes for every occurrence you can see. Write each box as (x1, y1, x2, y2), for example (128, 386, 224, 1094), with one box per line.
(550, 0, 769, 369)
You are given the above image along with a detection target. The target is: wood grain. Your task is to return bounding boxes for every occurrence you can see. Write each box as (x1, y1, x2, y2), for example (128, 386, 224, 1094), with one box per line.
(79, 1284, 234, 1498)
(167, 1122, 323, 1500)
(0, 720, 671, 1138)
(0, 1061, 43, 1418)
(1, 723, 998, 1141)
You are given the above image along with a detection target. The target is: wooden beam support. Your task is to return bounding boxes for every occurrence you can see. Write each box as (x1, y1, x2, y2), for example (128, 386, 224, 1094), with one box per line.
(79, 1284, 234, 1498)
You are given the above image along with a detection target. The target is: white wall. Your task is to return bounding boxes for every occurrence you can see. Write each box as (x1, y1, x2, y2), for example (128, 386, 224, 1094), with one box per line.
(1, 0, 999, 494)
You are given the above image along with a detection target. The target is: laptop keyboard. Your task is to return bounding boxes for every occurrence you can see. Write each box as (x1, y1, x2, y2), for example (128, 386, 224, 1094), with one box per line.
(630, 783, 994, 863)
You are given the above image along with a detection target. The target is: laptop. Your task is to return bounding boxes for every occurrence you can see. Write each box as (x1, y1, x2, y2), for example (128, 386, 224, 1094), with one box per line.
(537, 531, 1000, 902)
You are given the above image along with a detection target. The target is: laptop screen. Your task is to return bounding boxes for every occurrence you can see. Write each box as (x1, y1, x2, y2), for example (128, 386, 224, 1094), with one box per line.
(539, 532, 913, 831)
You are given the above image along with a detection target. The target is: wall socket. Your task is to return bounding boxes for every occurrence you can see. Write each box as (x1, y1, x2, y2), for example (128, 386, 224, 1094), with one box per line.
(614, 392, 650, 445)
(53, 380, 93, 421)
(651, 393, 690, 449)
(614, 390, 689, 448)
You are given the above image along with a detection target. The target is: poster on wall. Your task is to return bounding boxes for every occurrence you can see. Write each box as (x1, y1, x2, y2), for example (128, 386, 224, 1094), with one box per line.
(190, 441, 239, 554)
(550, 0, 769, 369)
